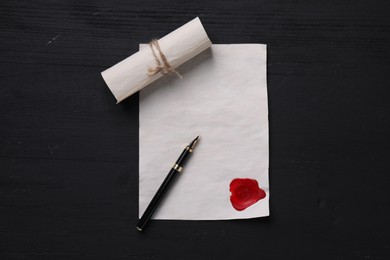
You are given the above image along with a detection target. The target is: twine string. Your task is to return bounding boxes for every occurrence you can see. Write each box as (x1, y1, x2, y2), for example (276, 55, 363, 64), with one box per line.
(147, 39, 183, 79)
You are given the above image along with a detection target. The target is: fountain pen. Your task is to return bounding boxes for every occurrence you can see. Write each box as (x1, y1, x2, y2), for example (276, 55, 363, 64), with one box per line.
(137, 136, 200, 232)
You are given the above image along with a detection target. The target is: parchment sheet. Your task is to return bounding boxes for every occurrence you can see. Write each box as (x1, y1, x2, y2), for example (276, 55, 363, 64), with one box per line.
(139, 44, 269, 220)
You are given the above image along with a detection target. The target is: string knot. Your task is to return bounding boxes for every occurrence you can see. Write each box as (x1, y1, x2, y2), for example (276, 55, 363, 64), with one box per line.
(147, 39, 183, 79)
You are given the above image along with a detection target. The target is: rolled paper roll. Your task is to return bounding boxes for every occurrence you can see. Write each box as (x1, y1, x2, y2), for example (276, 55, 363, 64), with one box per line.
(101, 17, 212, 103)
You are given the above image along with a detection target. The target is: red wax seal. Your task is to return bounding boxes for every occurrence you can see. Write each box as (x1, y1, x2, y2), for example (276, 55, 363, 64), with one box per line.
(229, 178, 266, 211)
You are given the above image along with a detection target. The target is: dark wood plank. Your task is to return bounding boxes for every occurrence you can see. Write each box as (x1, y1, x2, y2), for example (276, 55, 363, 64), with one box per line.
(1, 0, 389, 259)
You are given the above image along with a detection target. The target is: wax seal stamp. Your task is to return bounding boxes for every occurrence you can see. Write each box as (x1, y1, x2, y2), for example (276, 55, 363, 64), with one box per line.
(229, 178, 266, 211)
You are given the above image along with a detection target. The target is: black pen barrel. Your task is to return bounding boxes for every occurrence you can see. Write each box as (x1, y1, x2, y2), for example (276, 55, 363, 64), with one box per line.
(175, 148, 191, 166)
(137, 136, 199, 231)
(136, 168, 179, 231)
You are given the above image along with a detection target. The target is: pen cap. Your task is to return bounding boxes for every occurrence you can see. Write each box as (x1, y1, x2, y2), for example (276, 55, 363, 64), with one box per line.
(101, 17, 212, 103)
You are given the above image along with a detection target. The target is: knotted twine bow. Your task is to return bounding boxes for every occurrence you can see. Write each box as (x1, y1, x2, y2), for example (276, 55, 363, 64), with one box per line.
(147, 39, 183, 79)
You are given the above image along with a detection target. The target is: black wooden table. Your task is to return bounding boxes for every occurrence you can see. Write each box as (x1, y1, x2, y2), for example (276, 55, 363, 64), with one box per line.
(1, 1, 389, 259)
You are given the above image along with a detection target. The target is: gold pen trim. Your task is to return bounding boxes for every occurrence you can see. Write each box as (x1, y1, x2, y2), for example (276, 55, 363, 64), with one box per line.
(173, 164, 183, 173)
(185, 146, 193, 153)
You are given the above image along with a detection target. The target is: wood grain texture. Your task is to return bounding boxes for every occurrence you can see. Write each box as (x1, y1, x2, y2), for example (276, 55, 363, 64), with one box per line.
(1, 0, 389, 259)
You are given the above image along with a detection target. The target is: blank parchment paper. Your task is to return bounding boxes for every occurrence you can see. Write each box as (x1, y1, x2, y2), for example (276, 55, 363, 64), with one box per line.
(139, 44, 269, 220)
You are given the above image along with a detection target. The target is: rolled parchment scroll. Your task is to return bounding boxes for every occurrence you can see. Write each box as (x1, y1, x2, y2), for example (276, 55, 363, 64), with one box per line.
(101, 17, 212, 103)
